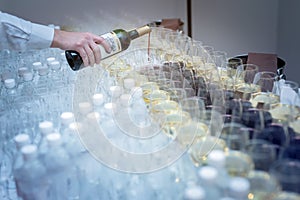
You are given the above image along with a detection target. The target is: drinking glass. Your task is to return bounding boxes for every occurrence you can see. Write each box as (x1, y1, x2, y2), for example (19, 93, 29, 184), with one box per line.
(180, 97, 206, 120)
(213, 50, 227, 69)
(234, 64, 260, 100)
(244, 139, 282, 171)
(161, 110, 192, 139)
(224, 150, 254, 177)
(220, 122, 250, 150)
(226, 57, 243, 79)
(269, 159, 300, 194)
(253, 71, 277, 93)
(189, 136, 227, 167)
(176, 120, 208, 149)
(278, 80, 299, 106)
(247, 170, 281, 199)
(167, 88, 186, 103)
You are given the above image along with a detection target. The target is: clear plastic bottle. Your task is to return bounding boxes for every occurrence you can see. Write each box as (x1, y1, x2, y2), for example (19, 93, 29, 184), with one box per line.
(228, 177, 250, 200)
(20, 71, 35, 97)
(12, 134, 31, 199)
(2, 78, 20, 105)
(183, 184, 206, 200)
(207, 149, 229, 194)
(43, 133, 79, 200)
(34, 121, 54, 161)
(16, 145, 49, 200)
(92, 93, 105, 115)
(197, 166, 222, 199)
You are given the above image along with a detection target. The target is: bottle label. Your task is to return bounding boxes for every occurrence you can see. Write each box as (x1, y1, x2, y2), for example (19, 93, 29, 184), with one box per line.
(99, 32, 122, 59)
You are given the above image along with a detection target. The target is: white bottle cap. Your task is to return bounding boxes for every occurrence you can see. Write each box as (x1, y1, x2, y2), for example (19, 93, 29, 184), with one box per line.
(60, 112, 74, 125)
(39, 121, 54, 135)
(124, 78, 135, 90)
(14, 134, 30, 149)
(198, 166, 218, 184)
(109, 86, 122, 97)
(78, 102, 93, 115)
(18, 67, 29, 77)
(184, 185, 206, 200)
(32, 62, 42, 71)
(46, 133, 62, 146)
(69, 122, 83, 132)
(38, 65, 49, 76)
(49, 60, 61, 71)
(23, 72, 34, 82)
(104, 102, 116, 111)
(4, 78, 16, 89)
(207, 149, 226, 168)
(86, 112, 101, 121)
(46, 57, 56, 65)
(92, 93, 104, 106)
(229, 177, 250, 197)
(21, 145, 38, 160)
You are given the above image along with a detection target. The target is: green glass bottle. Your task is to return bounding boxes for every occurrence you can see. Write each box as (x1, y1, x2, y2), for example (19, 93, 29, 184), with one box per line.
(65, 25, 151, 71)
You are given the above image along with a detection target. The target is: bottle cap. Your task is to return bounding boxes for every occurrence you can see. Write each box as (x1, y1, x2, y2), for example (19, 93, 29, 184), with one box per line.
(46, 133, 62, 146)
(184, 185, 206, 200)
(39, 121, 54, 135)
(109, 86, 122, 97)
(78, 102, 93, 115)
(86, 112, 101, 121)
(21, 145, 38, 160)
(14, 134, 30, 149)
(198, 166, 218, 184)
(4, 78, 16, 89)
(104, 102, 116, 111)
(92, 93, 104, 106)
(124, 78, 135, 90)
(46, 57, 56, 65)
(38, 65, 49, 76)
(32, 62, 42, 71)
(18, 67, 29, 77)
(23, 72, 33, 81)
(229, 177, 250, 197)
(60, 112, 74, 125)
(50, 60, 61, 71)
(207, 149, 226, 168)
(69, 122, 83, 132)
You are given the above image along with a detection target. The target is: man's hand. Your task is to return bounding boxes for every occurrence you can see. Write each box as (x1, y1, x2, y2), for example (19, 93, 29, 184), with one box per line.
(51, 29, 111, 67)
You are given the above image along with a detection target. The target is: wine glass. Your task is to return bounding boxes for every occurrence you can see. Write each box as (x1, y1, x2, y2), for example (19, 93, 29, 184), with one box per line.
(234, 64, 260, 100)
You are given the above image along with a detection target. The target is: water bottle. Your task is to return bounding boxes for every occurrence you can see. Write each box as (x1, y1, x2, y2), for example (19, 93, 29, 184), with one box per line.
(16, 145, 49, 200)
(227, 177, 250, 200)
(35, 121, 54, 161)
(183, 184, 206, 200)
(2, 79, 20, 106)
(207, 150, 230, 194)
(197, 166, 222, 199)
(12, 134, 31, 198)
(43, 133, 79, 200)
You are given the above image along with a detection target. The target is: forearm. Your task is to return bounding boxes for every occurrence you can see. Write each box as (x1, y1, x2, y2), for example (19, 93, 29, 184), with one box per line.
(0, 11, 54, 51)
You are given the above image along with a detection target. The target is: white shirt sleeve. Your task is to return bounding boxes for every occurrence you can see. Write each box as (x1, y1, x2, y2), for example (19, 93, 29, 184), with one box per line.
(0, 11, 55, 51)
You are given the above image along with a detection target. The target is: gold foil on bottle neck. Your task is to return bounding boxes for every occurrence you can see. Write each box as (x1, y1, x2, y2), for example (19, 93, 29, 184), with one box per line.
(136, 25, 151, 36)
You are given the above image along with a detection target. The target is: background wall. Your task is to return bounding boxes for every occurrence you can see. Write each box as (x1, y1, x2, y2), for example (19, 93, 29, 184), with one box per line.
(1, 0, 299, 84)
(0, 0, 187, 34)
(277, 0, 300, 85)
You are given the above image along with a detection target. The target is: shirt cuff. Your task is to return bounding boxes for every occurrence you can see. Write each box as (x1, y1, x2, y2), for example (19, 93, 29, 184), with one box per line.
(28, 23, 54, 49)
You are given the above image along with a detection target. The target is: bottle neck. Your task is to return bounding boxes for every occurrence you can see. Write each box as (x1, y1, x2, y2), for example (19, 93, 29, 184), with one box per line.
(128, 25, 151, 40)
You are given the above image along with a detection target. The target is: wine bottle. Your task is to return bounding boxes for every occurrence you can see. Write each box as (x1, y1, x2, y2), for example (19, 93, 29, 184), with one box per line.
(65, 25, 151, 71)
